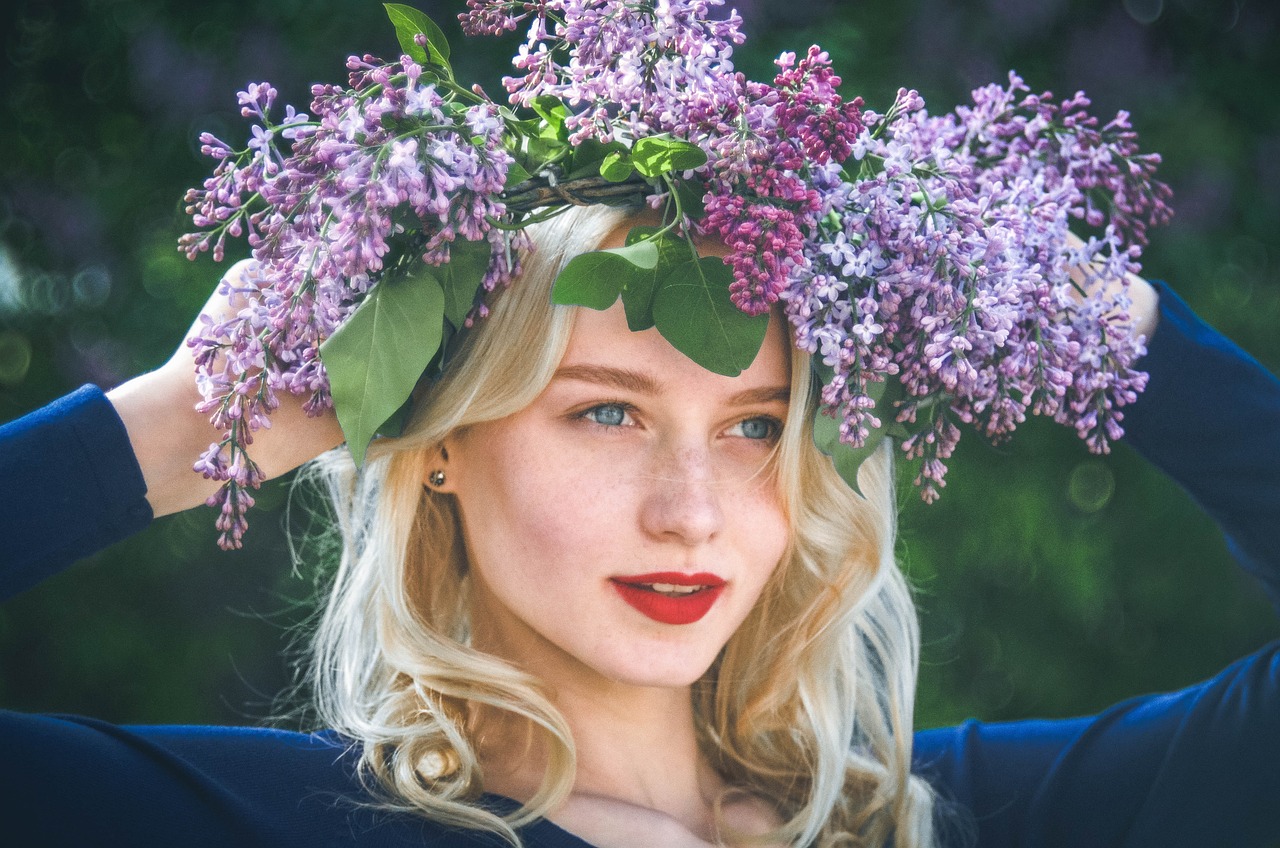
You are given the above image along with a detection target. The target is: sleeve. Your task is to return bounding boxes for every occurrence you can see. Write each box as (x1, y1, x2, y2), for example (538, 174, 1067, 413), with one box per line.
(1120, 283, 1280, 609)
(0, 392, 509, 847)
(0, 385, 153, 601)
(912, 282, 1280, 848)
(0, 712, 438, 848)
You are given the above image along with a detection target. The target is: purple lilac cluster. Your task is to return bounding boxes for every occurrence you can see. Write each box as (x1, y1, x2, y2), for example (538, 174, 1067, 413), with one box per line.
(183, 0, 1172, 543)
(181, 57, 514, 548)
(466, 0, 1170, 500)
(787, 76, 1172, 500)
(462, 0, 865, 313)
(461, 0, 746, 145)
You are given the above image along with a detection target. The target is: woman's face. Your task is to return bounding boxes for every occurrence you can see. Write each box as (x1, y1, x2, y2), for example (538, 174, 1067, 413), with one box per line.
(441, 297, 792, 690)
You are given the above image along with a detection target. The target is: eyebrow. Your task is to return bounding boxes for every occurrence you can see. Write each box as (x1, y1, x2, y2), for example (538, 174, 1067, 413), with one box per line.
(553, 364, 790, 406)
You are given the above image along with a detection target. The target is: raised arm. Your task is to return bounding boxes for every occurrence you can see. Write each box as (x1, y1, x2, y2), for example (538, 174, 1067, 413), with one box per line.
(1, 261, 343, 597)
(913, 279, 1280, 847)
(107, 260, 344, 518)
(1120, 282, 1280, 607)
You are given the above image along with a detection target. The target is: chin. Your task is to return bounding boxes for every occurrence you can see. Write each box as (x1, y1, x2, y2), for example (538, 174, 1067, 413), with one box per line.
(594, 639, 724, 689)
(608, 665, 713, 689)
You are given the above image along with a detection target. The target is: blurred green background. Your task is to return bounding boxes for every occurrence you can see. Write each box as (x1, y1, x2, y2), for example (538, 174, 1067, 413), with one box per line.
(0, 0, 1276, 730)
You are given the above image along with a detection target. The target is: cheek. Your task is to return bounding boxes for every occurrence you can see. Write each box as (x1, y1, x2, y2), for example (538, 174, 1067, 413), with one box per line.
(757, 516, 792, 587)
(458, 432, 632, 578)
(727, 481, 791, 591)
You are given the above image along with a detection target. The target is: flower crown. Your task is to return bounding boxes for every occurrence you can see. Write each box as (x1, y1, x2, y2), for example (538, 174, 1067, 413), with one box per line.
(181, 1, 1172, 549)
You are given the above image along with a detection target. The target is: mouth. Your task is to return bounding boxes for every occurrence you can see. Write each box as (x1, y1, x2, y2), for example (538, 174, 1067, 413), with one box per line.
(610, 572, 726, 625)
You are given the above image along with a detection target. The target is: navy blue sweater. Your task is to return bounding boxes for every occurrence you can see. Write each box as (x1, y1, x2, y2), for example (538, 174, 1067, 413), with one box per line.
(2, 284, 1277, 847)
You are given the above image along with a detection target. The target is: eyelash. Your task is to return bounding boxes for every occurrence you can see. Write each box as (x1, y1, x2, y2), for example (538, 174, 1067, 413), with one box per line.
(728, 416, 783, 442)
(576, 402, 782, 442)
(577, 401, 637, 430)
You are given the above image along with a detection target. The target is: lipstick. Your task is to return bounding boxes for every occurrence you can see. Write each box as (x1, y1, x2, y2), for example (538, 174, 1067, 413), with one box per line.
(610, 572, 726, 625)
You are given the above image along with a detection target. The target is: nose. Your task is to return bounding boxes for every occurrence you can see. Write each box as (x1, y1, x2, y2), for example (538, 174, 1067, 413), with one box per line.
(639, 444, 725, 546)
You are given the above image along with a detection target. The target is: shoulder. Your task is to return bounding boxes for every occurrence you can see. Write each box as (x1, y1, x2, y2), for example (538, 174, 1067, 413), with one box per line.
(0, 713, 510, 847)
(912, 639, 1280, 847)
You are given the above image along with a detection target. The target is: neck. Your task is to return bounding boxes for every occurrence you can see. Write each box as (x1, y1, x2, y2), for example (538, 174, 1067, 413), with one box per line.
(569, 677, 720, 811)
(476, 664, 724, 830)
(467, 607, 731, 836)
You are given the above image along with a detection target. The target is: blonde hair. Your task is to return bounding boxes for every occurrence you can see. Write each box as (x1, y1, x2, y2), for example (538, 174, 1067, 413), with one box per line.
(303, 205, 936, 846)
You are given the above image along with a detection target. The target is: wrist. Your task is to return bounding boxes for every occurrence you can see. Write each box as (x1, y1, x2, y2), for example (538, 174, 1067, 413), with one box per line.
(1129, 272, 1160, 343)
(107, 365, 224, 517)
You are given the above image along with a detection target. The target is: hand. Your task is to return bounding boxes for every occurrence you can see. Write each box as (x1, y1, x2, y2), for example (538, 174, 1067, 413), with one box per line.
(1066, 231, 1160, 342)
(107, 260, 344, 518)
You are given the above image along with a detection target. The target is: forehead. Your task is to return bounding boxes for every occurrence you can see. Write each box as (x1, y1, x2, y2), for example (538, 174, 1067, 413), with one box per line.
(560, 299, 792, 392)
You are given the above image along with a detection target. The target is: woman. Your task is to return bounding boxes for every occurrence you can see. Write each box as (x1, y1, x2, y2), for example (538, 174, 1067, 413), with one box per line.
(4, 196, 1279, 847)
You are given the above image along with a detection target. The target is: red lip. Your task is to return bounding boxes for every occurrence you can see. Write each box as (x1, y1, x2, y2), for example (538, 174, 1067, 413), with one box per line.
(610, 572, 726, 625)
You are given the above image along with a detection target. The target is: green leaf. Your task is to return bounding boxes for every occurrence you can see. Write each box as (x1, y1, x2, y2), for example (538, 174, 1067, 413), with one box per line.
(552, 228, 691, 313)
(375, 395, 414, 439)
(632, 135, 708, 178)
(320, 263, 446, 466)
(523, 135, 563, 172)
(673, 178, 706, 219)
(551, 236, 670, 310)
(604, 238, 660, 269)
(599, 150, 634, 183)
(384, 4, 450, 69)
(440, 237, 490, 329)
(619, 227, 694, 331)
(531, 95, 569, 141)
(812, 412, 878, 498)
(651, 257, 768, 376)
(504, 159, 532, 189)
(441, 100, 469, 120)
(509, 117, 542, 135)
(551, 252, 633, 310)
(567, 138, 627, 180)
(810, 376, 901, 498)
(810, 357, 835, 388)
(623, 225, 663, 246)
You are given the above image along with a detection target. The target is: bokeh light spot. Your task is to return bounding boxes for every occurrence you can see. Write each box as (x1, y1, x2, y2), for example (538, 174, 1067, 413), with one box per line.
(1123, 0, 1164, 25)
(0, 244, 24, 314)
(0, 330, 33, 386)
(73, 265, 113, 309)
(1068, 460, 1116, 513)
(26, 271, 72, 316)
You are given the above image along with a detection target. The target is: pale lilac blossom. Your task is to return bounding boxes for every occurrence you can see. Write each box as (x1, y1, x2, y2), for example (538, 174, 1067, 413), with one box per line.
(181, 1, 1171, 545)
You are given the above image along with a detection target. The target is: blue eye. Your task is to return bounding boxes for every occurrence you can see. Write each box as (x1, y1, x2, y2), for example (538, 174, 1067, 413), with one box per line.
(733, 417, 781, 441)
(584, 403, 628, 426)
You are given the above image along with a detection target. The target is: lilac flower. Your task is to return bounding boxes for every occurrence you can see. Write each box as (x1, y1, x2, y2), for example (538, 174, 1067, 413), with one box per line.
(472, 0, 746, 144)
(181, 52, 513, 547)
(181, 1, 1172, 544)
(783, 76, 1166, 494)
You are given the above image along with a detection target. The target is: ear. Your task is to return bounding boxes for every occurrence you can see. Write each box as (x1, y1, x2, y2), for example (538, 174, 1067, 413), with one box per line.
(423, 442, 456, 493)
